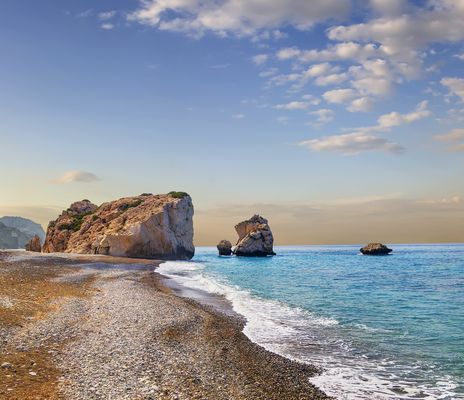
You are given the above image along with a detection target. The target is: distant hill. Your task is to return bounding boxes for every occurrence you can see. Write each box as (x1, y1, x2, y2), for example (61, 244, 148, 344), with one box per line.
(0, 216, 45, 249)
(0, 221, 32, 249)
(0, 216, 45, 241)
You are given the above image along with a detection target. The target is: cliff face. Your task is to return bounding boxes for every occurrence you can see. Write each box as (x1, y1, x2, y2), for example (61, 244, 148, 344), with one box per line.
(43, 193, 194, 260)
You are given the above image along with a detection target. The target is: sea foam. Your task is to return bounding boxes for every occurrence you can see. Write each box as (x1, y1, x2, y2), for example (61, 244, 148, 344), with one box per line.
(157, 254, 462, 400)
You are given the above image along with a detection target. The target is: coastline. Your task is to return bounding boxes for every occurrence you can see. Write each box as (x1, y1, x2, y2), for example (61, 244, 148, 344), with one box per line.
(0, 251, 331, 400)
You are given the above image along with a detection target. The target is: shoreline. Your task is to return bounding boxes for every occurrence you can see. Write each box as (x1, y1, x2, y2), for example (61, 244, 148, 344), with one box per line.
(0, 251, 331, 399)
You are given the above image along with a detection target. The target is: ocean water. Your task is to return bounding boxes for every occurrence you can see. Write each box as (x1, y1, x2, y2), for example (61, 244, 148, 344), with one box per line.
(157, 245, 464, 399)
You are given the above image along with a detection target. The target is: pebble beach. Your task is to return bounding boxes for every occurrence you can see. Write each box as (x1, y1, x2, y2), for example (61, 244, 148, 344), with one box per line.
(0, 251, 330, 400)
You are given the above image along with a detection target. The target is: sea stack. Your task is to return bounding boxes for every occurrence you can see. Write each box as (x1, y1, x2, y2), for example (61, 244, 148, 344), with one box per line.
(217, 240, 232, 256)
(233, 215, 275, 257)
(43, 192, 195, 260)
(25, 235, 42, 252)
(360, 243, 393, 255)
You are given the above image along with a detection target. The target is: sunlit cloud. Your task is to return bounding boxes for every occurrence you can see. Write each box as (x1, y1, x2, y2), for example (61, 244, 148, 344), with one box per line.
(53, 171, 100, 184)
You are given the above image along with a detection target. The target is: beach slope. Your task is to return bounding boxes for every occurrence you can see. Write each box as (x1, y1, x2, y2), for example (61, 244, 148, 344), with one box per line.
(0, 251, 330, 400)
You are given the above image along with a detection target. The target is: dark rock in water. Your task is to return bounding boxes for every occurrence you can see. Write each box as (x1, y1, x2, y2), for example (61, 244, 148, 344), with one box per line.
(25, 235, 42, 252)
(233, 215, 275, 257)
(217, 240, 232, 256)
(360, 243, 392, 255)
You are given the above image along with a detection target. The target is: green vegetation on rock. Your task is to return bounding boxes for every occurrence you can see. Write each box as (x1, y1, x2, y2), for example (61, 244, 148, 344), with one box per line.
(58, 212, 92, 232)
(168, 191, 189, 199)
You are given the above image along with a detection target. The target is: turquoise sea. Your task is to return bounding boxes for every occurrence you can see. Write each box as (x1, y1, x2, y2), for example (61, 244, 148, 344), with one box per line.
(158, 245, 464, 399)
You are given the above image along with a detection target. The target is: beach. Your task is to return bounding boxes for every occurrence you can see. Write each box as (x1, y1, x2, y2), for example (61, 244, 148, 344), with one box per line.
(0, 251, 330, 400)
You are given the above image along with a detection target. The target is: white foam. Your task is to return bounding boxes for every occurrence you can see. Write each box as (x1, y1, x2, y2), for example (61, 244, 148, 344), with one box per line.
(157, 261, 462, 400)
(158, 261, 338, 355)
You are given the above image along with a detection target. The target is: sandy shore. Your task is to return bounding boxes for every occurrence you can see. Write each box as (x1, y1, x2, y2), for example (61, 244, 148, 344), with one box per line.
(0, 251, 331, 400)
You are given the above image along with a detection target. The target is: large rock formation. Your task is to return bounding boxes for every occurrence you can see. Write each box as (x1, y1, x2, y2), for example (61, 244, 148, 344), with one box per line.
(25, 235, 42, 252)
(233, 215, 275, 257)
(0, 216, 46, 242)
(43, 193, 194, 260)
(217, 240, 232, 256)
(360, 243, 392, 255)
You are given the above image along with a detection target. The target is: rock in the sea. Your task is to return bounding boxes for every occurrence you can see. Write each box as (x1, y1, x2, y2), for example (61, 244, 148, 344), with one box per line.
(42, 193, 194, 260)
(233, 215, 275, 257)
(217, 240, 232, 256)
(25, 235, 42, 252)
(360, 243, 392, 255)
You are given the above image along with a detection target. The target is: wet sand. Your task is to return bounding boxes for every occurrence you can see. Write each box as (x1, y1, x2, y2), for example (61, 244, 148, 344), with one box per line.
(0, 251, 331, 399)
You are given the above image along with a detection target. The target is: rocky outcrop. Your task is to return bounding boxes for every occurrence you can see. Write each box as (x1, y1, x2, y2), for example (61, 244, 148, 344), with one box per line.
(25, 235, 42, 252)
(0, 216, 45, 242)
(42, 200, 98, 253)
(360, 243, 392, 255)
(217, 240, 232, 256)
(233, 215, 275, 257)
(43, 193, 194, 260)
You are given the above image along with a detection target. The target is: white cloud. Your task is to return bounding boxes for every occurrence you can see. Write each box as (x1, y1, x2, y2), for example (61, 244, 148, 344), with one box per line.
(310, 108, 335, 123)
(252, 54, 269, 65)
(272, 1, 464, 115)
(304, 63, 333, 77)
(454, 54, 464, 61)
(441, 77, 464, 101)
(276, 42, 379, 63)
(323, 88, 357, 104)
(314, 72, 348, 86)
(299, 133, 403, 155)
(274, 101, 313, 110)
(267, 62, 343, 91)
(301, 94, 320, 105)
(369, 0, 407, 17)
(54, 171, 100, 184)
(377, 100, 430, 128)
(99, 10, 116, 20)
(327, 1, 464, 58)
(349, 59, 395, 96)
(128, 0, 351, 37)
(434, 128, 464, 142)
(348, 100, 430, 133)
(101, 23, 115, 30)
(347, 96, 373, 112)
(232, 113, 246, 119)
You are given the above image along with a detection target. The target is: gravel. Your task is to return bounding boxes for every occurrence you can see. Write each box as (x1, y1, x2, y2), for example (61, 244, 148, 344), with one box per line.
(1, 253, 331, 400)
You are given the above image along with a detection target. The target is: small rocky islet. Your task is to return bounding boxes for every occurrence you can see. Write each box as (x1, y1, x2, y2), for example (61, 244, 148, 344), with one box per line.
(360, 242, 393, 255)
(217, 214, 276, 257)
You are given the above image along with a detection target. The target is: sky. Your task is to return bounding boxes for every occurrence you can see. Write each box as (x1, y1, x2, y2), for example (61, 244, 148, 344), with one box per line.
(0, 0, 463, 245)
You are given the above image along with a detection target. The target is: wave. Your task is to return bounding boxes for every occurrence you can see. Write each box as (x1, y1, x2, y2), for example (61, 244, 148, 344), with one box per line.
(157, 261, 462, 400)
(157, 261, 338, 353)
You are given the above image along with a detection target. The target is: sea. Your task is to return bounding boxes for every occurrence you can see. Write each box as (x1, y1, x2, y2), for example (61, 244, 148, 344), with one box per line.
(157, 245, 464, 399)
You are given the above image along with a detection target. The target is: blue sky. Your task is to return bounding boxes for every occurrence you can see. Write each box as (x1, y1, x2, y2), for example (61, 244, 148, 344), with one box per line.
(1, 0, 463, 244)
